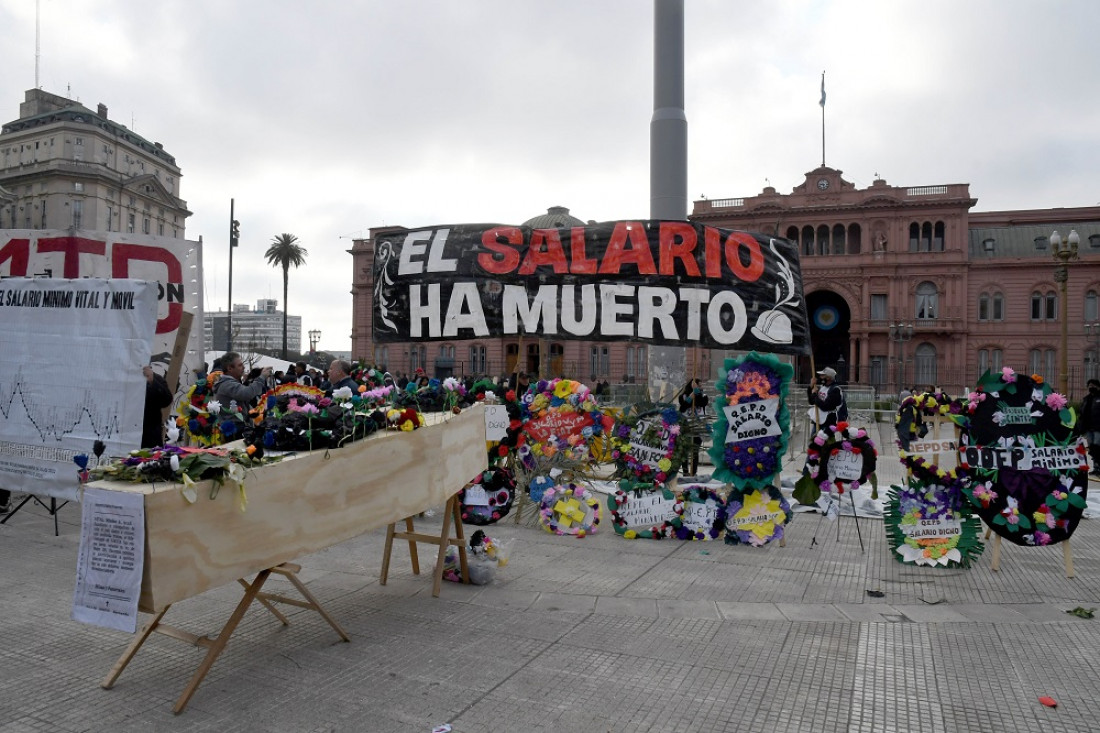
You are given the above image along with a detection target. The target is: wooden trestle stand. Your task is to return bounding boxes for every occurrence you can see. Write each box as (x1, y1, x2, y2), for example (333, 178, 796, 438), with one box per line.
(102, 562, 349, 714)
(90, 406, 488, 713)
(380, 494, 470, 597)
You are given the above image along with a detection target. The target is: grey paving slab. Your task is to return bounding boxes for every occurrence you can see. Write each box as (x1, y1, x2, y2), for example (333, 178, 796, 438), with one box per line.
(5, 448, 1100, 733)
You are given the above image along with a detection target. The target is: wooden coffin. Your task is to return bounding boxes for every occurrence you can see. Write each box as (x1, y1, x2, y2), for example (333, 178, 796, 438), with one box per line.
(89, 405, 487, 613)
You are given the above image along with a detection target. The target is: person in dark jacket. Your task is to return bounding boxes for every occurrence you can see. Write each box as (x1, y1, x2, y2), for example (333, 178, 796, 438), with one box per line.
(1079, 379, 1100, 477)
(678, 378, 710, 476)
(141, 365, 174, 448)
(214, 352, 273, 406)
(807, 367, 847, 432)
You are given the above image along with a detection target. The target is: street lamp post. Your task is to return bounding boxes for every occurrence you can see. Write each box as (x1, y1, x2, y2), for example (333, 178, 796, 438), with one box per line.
(889, 322, 915, 394)
(308, 329, 321, 364)
(1051, 230, 1079, 396)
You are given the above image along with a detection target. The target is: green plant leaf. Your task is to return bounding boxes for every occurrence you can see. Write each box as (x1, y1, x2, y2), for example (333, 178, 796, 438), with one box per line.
(792, 474, 821, 506)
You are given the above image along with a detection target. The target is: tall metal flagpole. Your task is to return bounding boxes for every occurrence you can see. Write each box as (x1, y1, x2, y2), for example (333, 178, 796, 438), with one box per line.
(227, 199, 235, 352)
(820, 71, 826, 167)
(647, 0, 688, 403)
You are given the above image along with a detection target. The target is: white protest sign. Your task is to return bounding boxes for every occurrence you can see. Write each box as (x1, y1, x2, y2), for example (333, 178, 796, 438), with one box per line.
(900, 517, 962, 541)
(681, 499, 719, 534)
(618, 492, 678, 529)
(463, 485, 491, 506)
(627, 417, 672, 470)
(724, 398, 781, 443)
(0, 278, 159, 500)
(827, 450, 864, 481)
(484, 404, 510, 442)
(908, 439, 957, 456)
(72, 487, 145, 633)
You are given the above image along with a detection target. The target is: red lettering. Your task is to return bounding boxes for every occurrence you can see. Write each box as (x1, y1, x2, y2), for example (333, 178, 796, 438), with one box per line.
(477, 227, 523, 275)
(36, 236, 106, 277)
(112, 243, 183, 333)
(569, 227, 598, 274)
(519, 229, 569, 275)
(599, 222, 656, 276)
(658, 222, 700, 277)
(724, 232, 765, 282)
(0, 238, 30, 276)
(704, 227, 722, 278)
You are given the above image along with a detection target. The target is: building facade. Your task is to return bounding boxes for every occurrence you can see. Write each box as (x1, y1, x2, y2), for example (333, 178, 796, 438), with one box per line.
(204, 300, 302, 356)
(691, 166, 1100, 397)
(0, 89, 189, 237)
(349, 207, 713, 386)
(351, 171, 1100, 398)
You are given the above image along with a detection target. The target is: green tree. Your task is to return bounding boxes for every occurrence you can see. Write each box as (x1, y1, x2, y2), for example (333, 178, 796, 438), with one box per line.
(264, 233, 308, 359)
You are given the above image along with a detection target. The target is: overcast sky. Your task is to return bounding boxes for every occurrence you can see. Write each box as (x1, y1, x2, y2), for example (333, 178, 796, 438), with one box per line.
(3, 1, 1099, 354)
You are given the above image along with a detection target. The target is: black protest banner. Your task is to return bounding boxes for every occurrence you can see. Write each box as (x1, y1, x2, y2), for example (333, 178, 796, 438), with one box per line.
(372, 220, 810, 353)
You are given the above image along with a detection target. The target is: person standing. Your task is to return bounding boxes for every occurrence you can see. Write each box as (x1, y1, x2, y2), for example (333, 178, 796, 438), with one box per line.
(678, 378, 710, 476)
(326, 359, 358, 393)
(214, 352, 273, 406)
(808, 367, 847, 433)
(1079, 379, 1100, 477)
(141, 365, 174, 448)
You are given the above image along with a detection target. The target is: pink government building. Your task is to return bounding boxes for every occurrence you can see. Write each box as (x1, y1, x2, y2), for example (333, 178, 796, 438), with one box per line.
(350, 167, 1100, 398)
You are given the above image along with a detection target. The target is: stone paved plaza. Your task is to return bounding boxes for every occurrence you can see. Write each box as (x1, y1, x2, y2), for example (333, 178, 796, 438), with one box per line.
(2, 423, 1100, 732)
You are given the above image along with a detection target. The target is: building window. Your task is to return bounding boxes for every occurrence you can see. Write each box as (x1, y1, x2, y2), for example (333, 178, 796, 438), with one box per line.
(71, 200, 81, 228)
(816, 224, 830, 255)
(158, 223, 164, 236)
(978, 292, 1004, 321)
(801, 225, 815, 256)
(914, 343, 937, 386)
(869, 356, 886, 387)
(127, 213, 135, 233)
(75, 137, 83, 146)
(74, 182, 83, 192)
(915, 282, 938, 320)
(1029, 348, 1056, 379)
(143, 217, 150, 234)
(977, 348, 1003, 379)
(1046, 292, 1057, 320)
(832, 224, 846, 255)
(379, 346, 389, 369)
(1087, 290, 1099, 322)
(870, 294, 887, 321)
(106, 208, 113, 232)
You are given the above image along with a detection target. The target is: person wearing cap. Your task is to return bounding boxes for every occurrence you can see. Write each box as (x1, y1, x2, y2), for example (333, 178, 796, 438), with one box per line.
(808, 366, 847, 432)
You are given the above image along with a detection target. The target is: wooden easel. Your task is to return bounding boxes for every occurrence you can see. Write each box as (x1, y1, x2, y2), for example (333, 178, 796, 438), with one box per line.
(380, 494, 469, 597)
(101, 562, 349, 714)
(990, 534, 1075, 578)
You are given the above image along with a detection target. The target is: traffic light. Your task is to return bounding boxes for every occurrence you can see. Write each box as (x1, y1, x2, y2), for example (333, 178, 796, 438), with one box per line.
(230, 219, 240, 247)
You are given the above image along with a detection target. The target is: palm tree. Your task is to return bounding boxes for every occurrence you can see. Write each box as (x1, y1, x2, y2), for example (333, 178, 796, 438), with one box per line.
(264, 233, 308, 359)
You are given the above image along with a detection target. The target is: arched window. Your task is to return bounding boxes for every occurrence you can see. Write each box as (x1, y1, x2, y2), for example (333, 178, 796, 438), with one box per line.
(932, 221, 945, 251)
(832, 224, 846, 255)
(1029, 348, 1056, 378)
(505, 343, 520, 373)
(920, 222, 933, 252)
(816, 224, 830, 255)
(916, 282, 938, 320)
(847, 223, 862, 254)
(909, 222, 920, 252)
(1030, 291, 1056, 321)
(801, 225, 815, 256)
(786, 226, 799, 245)
(978, 292, 1005, 321)
(914, 343, 937, 385)
(549, 343, 564, 376)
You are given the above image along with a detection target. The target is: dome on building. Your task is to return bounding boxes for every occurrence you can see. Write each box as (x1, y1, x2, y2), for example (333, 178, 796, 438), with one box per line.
(522, 206, 586, 228)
